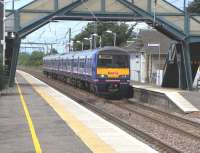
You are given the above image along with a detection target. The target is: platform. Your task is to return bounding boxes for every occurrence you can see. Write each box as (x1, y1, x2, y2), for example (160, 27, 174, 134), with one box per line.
(130, 81, 199, 113)
(0, 70, 159, 153)
(0, 73, 92, 153)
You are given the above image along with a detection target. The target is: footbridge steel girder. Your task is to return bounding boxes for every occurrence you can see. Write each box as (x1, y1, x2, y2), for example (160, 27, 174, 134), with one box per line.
(5, 0, 200, 40)
(3, 0, 200, 89)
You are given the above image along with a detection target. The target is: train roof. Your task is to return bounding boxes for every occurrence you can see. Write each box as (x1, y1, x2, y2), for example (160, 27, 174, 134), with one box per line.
(97, 46, 128, 55)
(43, 54, 60, 60)
(43, 46, 128, 60)
(98, 46, 127, 52)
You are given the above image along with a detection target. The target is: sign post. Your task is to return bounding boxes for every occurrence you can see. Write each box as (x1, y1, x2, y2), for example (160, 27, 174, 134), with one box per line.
(148, 43, 162, 85)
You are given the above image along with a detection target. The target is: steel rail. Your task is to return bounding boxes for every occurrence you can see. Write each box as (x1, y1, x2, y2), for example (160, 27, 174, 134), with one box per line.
(114, 102, 200, 141)
(127, 100, 200, 128)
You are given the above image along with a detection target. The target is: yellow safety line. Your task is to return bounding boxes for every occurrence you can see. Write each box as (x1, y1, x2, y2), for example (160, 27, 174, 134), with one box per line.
(16, 80, 42, 153)
(20, 71, 116, 153)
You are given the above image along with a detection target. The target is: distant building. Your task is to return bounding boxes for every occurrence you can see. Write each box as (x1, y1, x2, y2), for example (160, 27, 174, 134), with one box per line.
(124, 29, 175, 84)
(124, 38, 145, 82)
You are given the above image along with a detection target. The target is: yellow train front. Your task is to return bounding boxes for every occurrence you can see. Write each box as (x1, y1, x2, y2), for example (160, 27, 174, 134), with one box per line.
(93, 47, 130, 97)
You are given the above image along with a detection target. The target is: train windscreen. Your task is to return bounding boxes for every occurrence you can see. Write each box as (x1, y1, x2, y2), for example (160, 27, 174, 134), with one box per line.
(97, 54, 129, 68)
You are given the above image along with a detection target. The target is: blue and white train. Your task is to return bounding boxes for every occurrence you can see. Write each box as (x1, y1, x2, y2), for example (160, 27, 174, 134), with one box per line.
(43, 46, 131, 96)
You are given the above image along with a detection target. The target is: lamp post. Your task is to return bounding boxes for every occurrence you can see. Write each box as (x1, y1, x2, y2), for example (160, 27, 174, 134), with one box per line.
(106, 30, 116, 47)
(75, 40, 84, 51)
(84, 37, 92, 50)
(92, 33, 102, 48)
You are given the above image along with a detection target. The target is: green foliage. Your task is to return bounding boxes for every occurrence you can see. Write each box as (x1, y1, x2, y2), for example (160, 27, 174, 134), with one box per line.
(18, 52, 30, 66)
(0, 53, 9, 90)
(188, 0, 200, 13)
(73, 22, 134, 51)
(18, 51, 44, 67)
(29, 51, 44, 66)
(0, 53, 8, 74)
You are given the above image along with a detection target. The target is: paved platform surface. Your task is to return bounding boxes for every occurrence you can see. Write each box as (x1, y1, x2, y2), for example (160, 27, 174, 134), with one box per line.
(130, 81, 199, 113)
(0, 86, 34, 153)
(0, 70, 159, 153)
(179, 91, 200, 110)
(0, 74, 92, 153)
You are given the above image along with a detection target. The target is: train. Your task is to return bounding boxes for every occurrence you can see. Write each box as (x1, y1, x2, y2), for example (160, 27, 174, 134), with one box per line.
(43, 46, 131, 97)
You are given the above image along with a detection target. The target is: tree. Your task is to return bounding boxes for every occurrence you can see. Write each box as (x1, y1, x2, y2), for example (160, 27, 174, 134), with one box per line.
(188, 0, 200, 13)
(18, 51, 44, 66)
(18, 52, 30, 66)
(73, 22, 134, 51)
(29, 51, 44, 66)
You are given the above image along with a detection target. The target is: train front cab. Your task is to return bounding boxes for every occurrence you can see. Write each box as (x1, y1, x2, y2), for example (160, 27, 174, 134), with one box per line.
(93, 49, 130, 97)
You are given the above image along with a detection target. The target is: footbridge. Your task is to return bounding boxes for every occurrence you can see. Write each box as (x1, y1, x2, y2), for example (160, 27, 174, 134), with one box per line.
(4, 0, 200, 89)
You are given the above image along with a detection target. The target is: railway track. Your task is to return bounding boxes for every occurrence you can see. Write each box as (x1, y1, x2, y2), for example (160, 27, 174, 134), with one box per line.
(127, 100, 200, 128)
(20, 68, 200, 153)
(113, 102, 200, 140)
(72, 97, 182, 153)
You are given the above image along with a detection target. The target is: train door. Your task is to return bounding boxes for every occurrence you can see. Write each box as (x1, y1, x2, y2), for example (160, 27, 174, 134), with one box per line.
(84, 56, 87, 76)
(77, 57, 79, 74)
(71, 56, 74, 74)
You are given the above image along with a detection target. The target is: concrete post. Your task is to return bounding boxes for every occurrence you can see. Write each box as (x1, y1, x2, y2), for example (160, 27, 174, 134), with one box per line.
(182, 41, 193, 90)
(0, 1, 4, 66)
(9, 34, 21, 87)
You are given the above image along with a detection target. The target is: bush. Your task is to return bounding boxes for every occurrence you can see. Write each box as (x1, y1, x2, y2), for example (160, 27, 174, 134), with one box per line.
(0, 62, 9, 91)
(18, 51, 44, 67)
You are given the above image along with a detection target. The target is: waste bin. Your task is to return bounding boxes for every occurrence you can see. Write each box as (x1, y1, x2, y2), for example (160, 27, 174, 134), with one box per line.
(0, 74, 9, 90)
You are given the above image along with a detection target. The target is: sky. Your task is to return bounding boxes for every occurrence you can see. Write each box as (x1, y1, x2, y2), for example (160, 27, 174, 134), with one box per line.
(4, 0, 190, 53)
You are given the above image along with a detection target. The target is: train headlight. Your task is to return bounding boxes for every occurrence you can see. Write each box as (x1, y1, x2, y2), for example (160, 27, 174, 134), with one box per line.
(97, 74, 108, 78)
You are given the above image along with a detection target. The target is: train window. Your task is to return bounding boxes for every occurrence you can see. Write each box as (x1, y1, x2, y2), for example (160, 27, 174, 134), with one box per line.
(113, 55, 129, 68)
(98, 54, 128, 68)
(65, 59, 68, 70)
(87, 58, 91, 68)
(90, 59, 92, 68)
(98, 55, 112, 67)
(83, 59, 85, 68)
(79, 59, 85, 68)
(73, 59, 78, 67)
(61, 58, 65, 69)
(69, 59, 71, 70)
(79, 59, 81, 68)
(78, 60, 80, 68)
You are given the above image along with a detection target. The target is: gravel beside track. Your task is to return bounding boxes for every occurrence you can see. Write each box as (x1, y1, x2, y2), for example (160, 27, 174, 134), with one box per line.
(19, 68, 200, 153)
(114, 101, 200, 138)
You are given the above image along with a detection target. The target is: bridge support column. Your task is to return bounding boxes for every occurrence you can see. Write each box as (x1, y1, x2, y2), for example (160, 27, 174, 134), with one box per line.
(181, 41, 193, 90)
(5, 33, 21, 87)
(162, 42, 194, 90)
